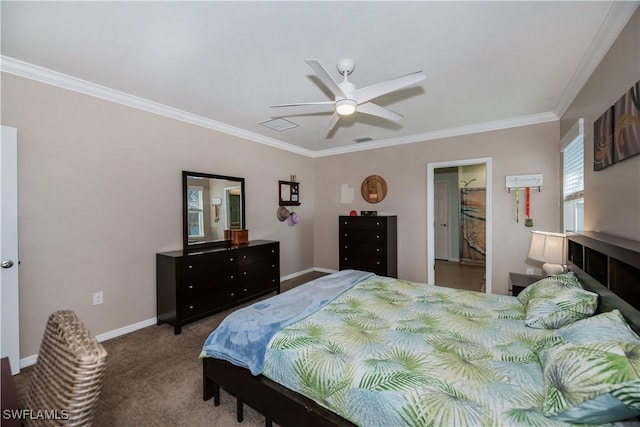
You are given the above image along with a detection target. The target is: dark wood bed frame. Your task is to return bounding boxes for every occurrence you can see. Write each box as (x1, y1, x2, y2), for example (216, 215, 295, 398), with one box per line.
(202, 232, 640, 427)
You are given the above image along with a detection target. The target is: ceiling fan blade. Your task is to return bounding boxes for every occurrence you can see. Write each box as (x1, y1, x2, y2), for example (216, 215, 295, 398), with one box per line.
(305, 59, 346, 98)
(326, 112, 340, 134)
(271, 101, 335, 108)
(353, 71, 425, 104)
(357, 102, 403, 122)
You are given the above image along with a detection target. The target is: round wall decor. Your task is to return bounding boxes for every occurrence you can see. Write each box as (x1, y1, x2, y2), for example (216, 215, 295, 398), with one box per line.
(361, 175, 387, 203)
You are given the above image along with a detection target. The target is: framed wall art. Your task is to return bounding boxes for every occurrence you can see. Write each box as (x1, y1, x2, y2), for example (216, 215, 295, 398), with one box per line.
(614, 81, 640, 163)
(278, 180, 300, 206)
(593, 106, 615, 171)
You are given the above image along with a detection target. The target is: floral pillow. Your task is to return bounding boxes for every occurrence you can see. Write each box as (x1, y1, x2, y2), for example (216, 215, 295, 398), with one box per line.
(517, 272, 582, 306)
(524, 285, 598, 329)
(535, 310, 640, 423)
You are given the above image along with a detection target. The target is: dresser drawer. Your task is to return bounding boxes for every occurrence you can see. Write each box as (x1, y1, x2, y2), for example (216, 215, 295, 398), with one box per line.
(237, 244, 278, 266)
(339, 217, 388, 230)
(181, 297, 212, 320)
(340, 252, 386, 268)
(238, 260, 278, 280)
(181, 252, 236, 276)
(340, 229, 387, 244)
(340, 243, 386, 259)
(340, 256, 387, 275)
(181, 289, 240, 320)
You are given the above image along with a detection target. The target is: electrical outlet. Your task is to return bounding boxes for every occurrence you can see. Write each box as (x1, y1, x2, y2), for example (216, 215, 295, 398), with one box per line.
(525, 268, 535, 275)
(93, 291, 103, 305)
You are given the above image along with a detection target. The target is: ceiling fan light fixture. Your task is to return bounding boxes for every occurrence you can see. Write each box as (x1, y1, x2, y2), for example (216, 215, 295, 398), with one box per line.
(335, 99, 357, 116)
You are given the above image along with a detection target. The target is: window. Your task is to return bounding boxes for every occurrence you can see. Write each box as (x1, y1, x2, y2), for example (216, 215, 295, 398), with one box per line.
(562, 121, 584, 232)
(187, 186, 204, 238)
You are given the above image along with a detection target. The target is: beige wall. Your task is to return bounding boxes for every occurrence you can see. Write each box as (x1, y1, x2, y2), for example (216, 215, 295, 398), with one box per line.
(313, 121, 561, 294)
(2, 73, 315, 357)
(561, 8, 640, 240)
(3, 9, 638, 361)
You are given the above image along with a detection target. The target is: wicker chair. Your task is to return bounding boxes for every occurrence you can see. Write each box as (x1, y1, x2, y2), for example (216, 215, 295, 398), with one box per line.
(21, 310, 108, 426)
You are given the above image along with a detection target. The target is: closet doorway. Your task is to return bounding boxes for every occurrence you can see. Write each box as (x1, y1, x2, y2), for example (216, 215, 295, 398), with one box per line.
(427, 158, 492, 293)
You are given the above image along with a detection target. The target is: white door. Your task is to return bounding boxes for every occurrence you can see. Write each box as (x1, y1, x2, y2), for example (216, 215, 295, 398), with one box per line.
(1, 126, 19, 374)
(434, 181, 449, 260)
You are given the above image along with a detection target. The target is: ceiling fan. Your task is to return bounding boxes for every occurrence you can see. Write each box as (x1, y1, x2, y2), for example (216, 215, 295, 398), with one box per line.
(271, 59, 426, 134)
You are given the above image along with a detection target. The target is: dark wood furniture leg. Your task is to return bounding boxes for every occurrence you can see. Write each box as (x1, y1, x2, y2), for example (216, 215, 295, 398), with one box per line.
(203, 358, 356, 427)
(237, 399, 244, 422)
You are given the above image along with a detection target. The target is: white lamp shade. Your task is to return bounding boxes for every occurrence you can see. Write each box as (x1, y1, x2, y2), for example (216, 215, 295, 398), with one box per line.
(528, 231, 567, 275)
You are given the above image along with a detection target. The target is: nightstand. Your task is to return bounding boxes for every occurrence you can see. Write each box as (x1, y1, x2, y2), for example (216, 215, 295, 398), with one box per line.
(509, 272, 544, 296)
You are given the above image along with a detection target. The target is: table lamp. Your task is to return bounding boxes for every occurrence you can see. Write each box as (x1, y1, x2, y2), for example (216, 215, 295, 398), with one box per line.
(527, 230, 567, 275)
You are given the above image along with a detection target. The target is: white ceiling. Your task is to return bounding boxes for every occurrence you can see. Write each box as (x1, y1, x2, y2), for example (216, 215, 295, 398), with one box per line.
(2, 1, 638, 156)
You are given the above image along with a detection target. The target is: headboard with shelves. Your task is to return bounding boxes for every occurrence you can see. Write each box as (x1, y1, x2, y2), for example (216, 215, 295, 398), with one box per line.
(567, 231, 640, 320)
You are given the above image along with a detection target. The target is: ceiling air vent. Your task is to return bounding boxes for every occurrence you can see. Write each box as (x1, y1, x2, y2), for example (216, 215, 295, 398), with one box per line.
(353, 136, 373, 143)
(260, 117, 299, 131)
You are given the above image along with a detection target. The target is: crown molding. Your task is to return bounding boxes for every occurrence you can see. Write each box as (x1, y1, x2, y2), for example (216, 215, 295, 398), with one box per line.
(1, 56, 316, 157)
(554, 1, 639, 118)
(3, 55, 558, 159)
(312, 112, 559, 158)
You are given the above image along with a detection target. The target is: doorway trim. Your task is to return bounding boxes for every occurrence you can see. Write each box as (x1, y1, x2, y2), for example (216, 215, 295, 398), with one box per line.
(427, 157, 492, 293)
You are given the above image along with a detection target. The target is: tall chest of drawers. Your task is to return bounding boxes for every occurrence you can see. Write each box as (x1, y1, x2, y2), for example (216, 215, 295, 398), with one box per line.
(156, 240, 279, 334)
(339, 216, 397, 277)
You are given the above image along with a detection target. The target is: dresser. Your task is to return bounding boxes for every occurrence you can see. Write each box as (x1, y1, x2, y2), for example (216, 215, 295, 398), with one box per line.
(156, 240, 280, 334)
(339, 215, 397, 277)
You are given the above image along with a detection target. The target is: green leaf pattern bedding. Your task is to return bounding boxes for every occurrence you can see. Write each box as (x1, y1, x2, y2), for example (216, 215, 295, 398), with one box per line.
(261, 275, 588, 426)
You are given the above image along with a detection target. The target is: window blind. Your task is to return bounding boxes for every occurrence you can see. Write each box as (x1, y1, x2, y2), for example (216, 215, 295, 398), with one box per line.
(563, 136, 584, 201)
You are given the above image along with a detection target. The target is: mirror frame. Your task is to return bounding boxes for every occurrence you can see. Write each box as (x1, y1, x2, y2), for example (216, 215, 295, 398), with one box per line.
(182, 171, 246, 251)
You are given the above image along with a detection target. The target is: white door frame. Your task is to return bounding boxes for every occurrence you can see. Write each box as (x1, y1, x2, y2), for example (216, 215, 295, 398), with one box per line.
(427, 157, 492, 293)
(434, 181, 450, 261)
(1, 126, 20, 373)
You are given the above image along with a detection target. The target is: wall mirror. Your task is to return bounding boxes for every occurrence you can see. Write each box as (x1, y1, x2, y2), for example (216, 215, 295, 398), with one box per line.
(183, 171, 245, 250)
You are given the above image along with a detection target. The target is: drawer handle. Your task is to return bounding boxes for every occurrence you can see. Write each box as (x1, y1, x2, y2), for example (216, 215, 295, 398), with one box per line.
(188, 265, 193, 269)
(271, 264, 275, 268)
(243, 255, 247, 259)
(243, 288, 248, 292)
(376, 261, 380, 265)
(230, 275, 234, 279)
(230, 257, 234, 262)
(376, 235, 380, 239)
(189, 305, 194, 310)
(230, 292, 235, 297)
(376, 248, 380, 252)
(243, 271, 247, 275)
(188, 285, 194, 290)
(376, 222, 380, 226)
(271, 249, 275, 253)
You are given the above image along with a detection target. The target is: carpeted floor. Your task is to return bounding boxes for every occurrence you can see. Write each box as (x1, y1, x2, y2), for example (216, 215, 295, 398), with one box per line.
(14, 271, 328, 427)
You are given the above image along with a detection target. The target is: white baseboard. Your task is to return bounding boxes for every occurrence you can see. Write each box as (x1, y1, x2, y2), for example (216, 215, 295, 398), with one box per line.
(20, 268, 335, 369)
(20, 317, 157, 369)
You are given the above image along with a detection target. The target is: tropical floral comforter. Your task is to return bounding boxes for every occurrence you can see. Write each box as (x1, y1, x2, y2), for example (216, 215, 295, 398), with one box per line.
(261, 275, 573, 426)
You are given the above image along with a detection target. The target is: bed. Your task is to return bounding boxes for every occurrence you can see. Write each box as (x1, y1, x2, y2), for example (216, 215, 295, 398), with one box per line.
(201, 256, 640, 426)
